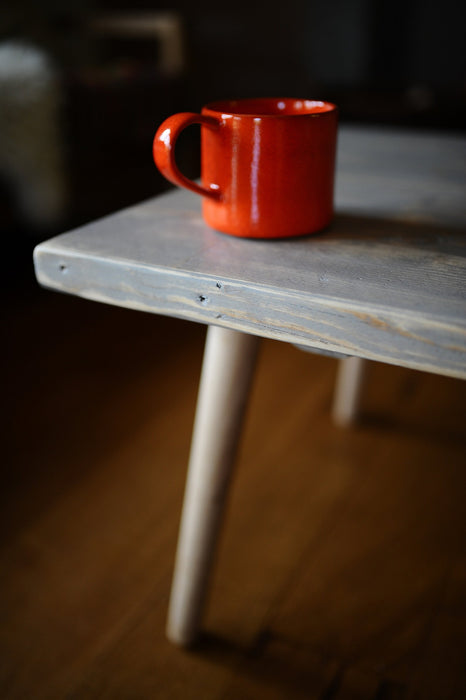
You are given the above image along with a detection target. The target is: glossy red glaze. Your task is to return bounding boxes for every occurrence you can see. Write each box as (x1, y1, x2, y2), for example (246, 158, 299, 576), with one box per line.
(153, 98, 338, 238)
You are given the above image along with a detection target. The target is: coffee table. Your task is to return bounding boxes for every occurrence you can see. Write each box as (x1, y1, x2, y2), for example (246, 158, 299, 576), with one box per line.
(34, 125, 466, 646)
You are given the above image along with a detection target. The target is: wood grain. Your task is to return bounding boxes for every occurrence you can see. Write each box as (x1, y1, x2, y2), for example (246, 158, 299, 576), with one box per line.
(33, 127, 466, 378)
(2, 292, 466, 698)
(167, 326, 260, 645)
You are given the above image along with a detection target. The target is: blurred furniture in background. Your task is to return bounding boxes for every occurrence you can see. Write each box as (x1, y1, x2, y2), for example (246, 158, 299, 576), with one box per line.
(34, 125, 466, 647)
(0, 8, 188, 236)
(2, 0, 465, 245)
(64, 11, 188, 225)
(0, 41, 66, 230)
(89, 12, 185, 78)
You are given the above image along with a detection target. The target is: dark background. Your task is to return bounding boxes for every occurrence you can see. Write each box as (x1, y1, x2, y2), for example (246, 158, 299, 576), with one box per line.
(2, 6, 466, 696)
(1, 0, 465, 275)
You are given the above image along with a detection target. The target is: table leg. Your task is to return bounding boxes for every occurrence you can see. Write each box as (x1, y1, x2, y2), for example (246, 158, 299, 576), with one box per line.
(332, 356, 367, 427)
(166, 325, 260, 646)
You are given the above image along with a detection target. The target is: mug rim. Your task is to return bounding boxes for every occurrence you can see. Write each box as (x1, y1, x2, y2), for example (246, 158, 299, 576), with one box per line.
(203, 97, 337, 118)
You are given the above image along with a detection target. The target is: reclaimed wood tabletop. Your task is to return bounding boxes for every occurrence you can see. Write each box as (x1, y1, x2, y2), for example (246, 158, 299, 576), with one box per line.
(34, 126, 466, 378)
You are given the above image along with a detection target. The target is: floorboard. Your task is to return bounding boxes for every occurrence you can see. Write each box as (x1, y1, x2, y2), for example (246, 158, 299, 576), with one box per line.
(2, 284, 466, 699)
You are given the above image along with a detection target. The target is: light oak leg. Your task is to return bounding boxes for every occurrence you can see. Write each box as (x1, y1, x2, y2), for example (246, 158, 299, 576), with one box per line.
(166, 325, 260, 646)
(332, 356, 367, 427)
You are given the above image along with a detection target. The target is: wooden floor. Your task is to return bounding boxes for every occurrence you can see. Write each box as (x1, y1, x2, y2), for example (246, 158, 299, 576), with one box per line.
(3, 277, 466, 699)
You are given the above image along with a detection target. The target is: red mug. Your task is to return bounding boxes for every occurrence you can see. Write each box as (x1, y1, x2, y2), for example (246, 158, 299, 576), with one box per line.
(153, 97, 338, 238)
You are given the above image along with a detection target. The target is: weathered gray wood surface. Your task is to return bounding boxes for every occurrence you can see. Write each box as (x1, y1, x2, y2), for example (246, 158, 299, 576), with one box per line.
(34, 126, 466, 378)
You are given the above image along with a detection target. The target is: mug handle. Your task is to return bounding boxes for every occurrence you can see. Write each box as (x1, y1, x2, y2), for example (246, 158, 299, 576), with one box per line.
(153, 112, 222, 200)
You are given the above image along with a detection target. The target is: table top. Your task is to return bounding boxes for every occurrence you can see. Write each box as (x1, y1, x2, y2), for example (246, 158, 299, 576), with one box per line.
(34, 125, 466, 379)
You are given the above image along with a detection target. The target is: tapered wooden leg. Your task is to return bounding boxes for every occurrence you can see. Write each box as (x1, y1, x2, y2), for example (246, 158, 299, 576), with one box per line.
(166, 326, 260, 646)
(332, 356, 367, 427)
